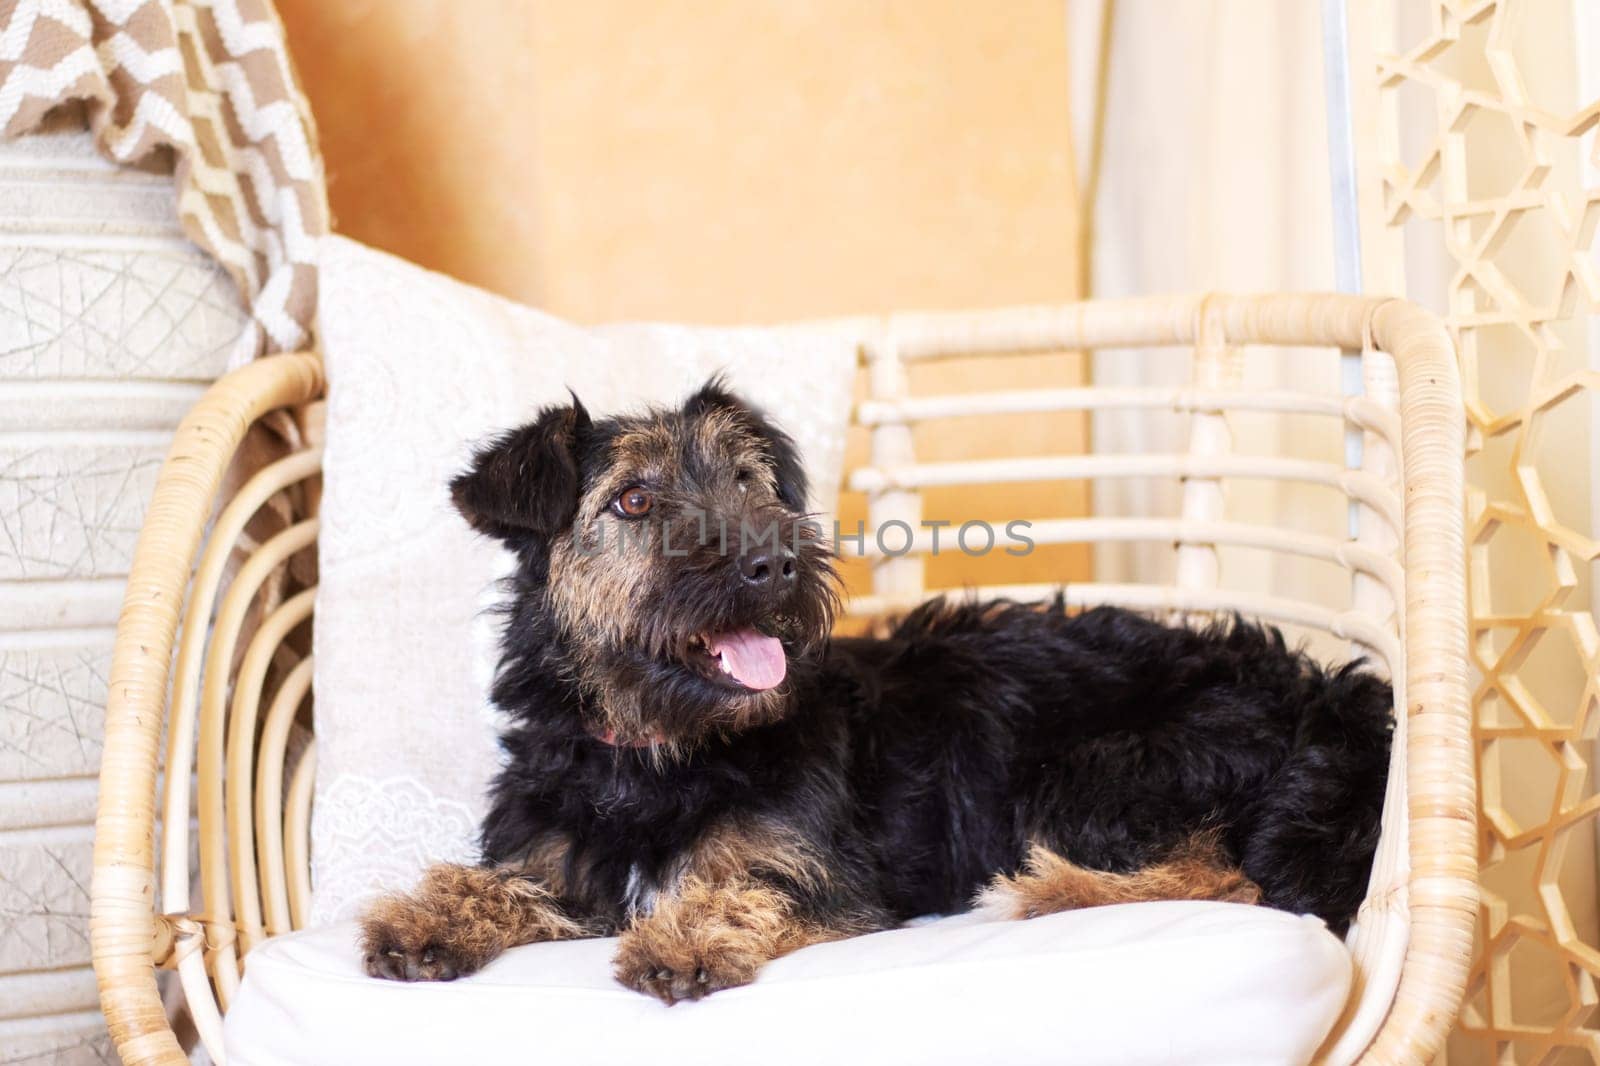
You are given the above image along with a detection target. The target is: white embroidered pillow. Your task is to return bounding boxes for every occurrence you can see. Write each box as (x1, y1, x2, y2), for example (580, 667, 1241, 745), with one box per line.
(310, 236, 860, 923)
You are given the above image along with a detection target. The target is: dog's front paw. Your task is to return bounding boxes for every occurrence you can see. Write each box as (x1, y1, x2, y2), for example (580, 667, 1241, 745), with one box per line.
(613, 928, 758, 1005)
(359, 894, 480, 982)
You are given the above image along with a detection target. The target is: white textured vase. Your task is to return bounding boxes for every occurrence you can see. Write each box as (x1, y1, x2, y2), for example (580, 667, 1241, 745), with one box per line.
(0, 111, 247, 1064)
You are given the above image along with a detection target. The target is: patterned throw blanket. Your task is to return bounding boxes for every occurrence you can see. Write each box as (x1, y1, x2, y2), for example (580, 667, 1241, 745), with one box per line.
(0, 0, 326, 359)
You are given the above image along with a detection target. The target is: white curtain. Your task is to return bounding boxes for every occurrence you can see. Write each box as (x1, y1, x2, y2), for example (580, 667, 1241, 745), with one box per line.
(1069, 1, 1349, 649)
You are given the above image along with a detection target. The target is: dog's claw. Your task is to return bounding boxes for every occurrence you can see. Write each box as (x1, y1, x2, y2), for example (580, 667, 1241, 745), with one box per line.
(617, 945, 746, 1004)
(360, 903, 473, 983)
(364, 943, 463, 983)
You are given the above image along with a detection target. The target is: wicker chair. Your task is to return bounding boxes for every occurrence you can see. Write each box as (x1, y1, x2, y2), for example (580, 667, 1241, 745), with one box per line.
(89, 292, 1473, 1065)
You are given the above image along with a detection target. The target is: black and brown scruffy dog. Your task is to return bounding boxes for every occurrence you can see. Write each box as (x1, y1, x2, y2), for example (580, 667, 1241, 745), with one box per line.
(360, 379, 1394, 1004)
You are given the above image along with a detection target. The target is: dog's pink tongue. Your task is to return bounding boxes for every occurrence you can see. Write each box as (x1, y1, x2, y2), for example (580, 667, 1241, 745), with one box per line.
(709, 628, 787, 690)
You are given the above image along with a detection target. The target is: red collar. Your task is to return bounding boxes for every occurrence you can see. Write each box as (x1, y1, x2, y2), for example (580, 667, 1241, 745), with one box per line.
(590, 726, 665, 749)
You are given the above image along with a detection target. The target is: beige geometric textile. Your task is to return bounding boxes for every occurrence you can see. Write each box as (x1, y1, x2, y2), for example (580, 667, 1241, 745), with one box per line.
(1357, 1, 1600, 1059)
(0, 0, 327, 359)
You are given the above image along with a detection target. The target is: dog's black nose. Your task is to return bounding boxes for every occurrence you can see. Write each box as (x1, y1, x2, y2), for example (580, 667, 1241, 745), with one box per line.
(738, 546, 797, 588)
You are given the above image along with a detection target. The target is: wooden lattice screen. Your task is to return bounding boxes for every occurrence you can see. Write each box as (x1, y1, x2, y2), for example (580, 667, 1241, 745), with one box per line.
(1353, 1, 1600, 1060)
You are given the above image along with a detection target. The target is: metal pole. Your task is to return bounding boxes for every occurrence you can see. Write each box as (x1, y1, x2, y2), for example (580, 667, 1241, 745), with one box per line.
(1321, 0, 1364, 537)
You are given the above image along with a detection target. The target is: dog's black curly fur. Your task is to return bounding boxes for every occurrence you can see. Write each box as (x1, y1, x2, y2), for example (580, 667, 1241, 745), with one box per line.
(360, 379, 1393, 1002)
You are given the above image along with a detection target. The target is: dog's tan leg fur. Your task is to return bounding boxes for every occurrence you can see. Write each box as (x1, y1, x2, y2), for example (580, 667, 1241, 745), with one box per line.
(613, 875, 847, 1004)
(361, 862, 594, 981)
(613, 818, 864, 1004)
(980, 832, 1262, 920)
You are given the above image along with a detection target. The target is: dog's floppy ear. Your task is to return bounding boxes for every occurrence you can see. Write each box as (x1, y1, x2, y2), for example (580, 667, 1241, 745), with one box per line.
(684, 377, 809, 510)
(451, 396, 593, 541)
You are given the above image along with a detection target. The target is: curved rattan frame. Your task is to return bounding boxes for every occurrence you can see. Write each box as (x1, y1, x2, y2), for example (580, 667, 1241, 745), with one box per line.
(90, 294, 1472, 1066)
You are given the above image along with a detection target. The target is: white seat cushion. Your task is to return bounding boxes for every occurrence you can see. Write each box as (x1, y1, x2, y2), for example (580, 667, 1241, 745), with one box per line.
(224, 901, 1350, 1066)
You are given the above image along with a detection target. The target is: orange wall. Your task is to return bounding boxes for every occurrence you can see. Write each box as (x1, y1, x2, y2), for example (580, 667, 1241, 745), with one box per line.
(279, 0, 1091, 591)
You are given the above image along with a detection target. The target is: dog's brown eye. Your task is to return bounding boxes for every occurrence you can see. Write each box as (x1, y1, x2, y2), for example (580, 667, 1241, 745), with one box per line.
(614, 486, 653, 517)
